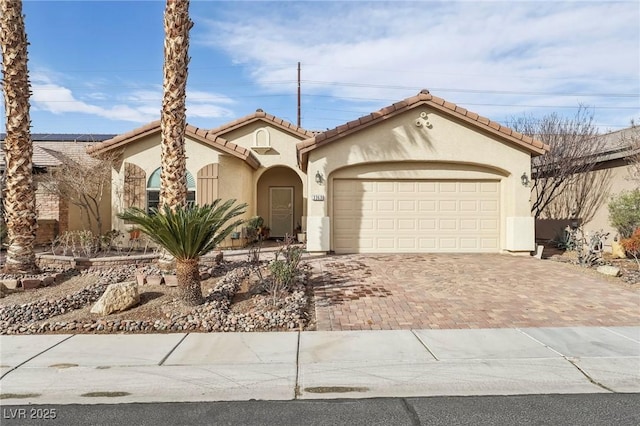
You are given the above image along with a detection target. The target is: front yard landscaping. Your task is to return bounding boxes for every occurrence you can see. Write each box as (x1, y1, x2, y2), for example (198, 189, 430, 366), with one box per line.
(0, 250, 314, 335)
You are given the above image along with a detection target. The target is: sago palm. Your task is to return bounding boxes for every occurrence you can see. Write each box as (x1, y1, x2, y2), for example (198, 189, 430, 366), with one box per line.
(118, 200, 247, 306)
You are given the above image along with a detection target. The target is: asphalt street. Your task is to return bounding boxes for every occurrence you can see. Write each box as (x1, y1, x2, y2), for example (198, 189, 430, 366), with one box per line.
(2, 394, 639, 426)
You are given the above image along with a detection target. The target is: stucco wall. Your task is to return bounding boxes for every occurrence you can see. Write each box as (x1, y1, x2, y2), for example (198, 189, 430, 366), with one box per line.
(110, 132, 254, 241)
(305, 107, 534, 252)
(255, 166, 304, 234)
(583, 161, 636, 246)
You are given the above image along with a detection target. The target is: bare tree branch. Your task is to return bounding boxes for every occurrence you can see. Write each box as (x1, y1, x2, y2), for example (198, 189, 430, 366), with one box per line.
(511, 106, 605, 218)
(38, 150, 120, 235)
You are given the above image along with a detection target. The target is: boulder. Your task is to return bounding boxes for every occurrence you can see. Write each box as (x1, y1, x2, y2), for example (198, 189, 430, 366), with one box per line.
(0, 279, 19, 290)
(91, 281, 140, 315)
(596, 265, 621, 277)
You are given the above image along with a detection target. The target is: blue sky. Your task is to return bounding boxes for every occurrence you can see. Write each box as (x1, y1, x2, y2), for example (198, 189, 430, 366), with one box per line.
(6, 0, 640, 135)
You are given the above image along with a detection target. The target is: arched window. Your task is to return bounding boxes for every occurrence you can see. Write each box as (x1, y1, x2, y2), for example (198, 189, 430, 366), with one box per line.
(147, 168, 196, 211)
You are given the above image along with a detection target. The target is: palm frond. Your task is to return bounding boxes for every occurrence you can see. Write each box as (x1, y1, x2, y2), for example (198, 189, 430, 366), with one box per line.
(117, 200, 247, 260)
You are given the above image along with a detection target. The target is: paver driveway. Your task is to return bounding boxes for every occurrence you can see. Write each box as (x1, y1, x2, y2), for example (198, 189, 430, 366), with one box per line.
(308, 254, 640, 331)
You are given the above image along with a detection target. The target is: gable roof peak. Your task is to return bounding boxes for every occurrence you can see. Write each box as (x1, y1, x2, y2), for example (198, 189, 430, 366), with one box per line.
(296, 90, 548, 170)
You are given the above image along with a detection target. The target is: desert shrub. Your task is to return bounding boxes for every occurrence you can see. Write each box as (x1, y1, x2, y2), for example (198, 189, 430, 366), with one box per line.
(609, 189, 640, 239)
(552, 227, 577, 250)
(565, 227, 608, 267)
(621, 229, 640, 270)
(51, 230, 98, 257)
(264, 235, 304, 305)
(245, 216, 264, 242)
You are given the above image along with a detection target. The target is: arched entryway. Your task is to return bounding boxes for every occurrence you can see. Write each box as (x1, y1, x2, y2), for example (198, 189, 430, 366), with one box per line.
(256, 166, 304, 238)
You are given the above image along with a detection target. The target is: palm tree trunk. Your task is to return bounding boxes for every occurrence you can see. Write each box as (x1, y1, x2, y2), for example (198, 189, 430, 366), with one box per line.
(176, 258, 203, 306)
(159, 0, 192, 210)
(0, 0, 38, 274)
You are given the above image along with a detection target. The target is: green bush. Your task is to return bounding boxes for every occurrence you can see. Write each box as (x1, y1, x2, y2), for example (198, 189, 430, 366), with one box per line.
(609, 189, 640, 239)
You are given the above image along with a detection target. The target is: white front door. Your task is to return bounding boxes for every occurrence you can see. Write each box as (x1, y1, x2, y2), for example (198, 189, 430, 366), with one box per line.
(270, 187, 294, 238)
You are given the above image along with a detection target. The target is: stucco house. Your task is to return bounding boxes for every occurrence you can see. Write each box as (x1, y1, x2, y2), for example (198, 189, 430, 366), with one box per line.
(535, 125, 639, 249)
(1, 134, 114, 244)
(87, 89, 547, 254)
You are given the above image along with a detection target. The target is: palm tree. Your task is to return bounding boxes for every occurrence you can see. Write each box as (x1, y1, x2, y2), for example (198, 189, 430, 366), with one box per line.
(0, 0, 38, 273)
(160, 0, 192, 209)
(118, 200, 247, 306)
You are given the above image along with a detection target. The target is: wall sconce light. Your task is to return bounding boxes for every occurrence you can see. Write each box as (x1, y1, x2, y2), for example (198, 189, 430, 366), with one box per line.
(315, 171, 324, 185)
(521, 172, 530, 187)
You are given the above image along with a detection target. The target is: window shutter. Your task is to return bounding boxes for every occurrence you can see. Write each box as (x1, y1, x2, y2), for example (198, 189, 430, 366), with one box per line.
(197, 163, 219, 205)
(123, 162, 146, 210)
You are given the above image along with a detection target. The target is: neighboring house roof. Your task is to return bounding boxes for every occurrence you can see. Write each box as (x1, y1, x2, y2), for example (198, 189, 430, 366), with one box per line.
(86, 120, 261, 170)
(594, 125, 639, 163)
(0, 137, 110, 171)
(296, 89, 548, 170)
(207, 109, 316, 139)
(0, 133, 116, 142)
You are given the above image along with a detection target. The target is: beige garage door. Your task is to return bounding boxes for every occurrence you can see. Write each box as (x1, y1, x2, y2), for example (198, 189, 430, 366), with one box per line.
(332, 179, 500, 253)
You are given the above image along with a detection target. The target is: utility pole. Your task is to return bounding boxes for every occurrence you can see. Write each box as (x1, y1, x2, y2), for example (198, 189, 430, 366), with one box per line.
(297, 62, 301, 128)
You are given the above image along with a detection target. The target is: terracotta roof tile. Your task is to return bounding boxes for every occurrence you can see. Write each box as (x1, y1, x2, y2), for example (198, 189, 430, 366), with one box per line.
(206, 110, 314, 139)
(86, 120, 160, 155)
(455, 106, 468, 115)
(88, 121, 259, 170)
(466, 111, 479, 121)
(296, 89, 548, 170)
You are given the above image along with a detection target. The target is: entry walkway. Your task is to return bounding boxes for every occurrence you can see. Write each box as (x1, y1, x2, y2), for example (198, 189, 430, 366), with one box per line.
(309, 254, 640, 331)
(1, 327, 638, 404)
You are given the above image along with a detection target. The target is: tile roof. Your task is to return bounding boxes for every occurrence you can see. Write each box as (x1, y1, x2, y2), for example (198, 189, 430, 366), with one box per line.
(207, 109, 316, 139)
(296, 89, 549, 170)
(0, 133, 116, 142)
(0, 140, 99, 170)
(86, 120, 260, 170)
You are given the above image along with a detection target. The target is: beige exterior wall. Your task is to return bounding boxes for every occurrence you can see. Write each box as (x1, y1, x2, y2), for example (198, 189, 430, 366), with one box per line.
(66, 189, 112, 235)
(215, 121, 308, 239)
(110, 132, 254, 244)
(305, 107, 534, 253)
(219, 121, 308, 212)
(256, 166, 304, 234)
(583, 161, 636, 247)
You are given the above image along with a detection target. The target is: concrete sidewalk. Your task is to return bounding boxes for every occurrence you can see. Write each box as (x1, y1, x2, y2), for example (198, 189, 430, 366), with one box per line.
(1, 326, 638, 405)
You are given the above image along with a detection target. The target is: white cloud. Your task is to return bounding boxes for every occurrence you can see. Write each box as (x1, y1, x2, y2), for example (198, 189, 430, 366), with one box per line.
(195, 1, 639, 129)
(30, 73, 237, 126)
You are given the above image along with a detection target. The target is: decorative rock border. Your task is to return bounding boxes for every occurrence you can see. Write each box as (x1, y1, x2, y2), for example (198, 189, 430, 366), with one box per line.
(36, 253, 159, 271)
(0, 262, 310, 335)
(0, 271, 72, 292)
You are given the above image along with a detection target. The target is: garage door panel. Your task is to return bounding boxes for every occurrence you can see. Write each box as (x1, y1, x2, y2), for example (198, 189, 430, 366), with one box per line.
(460, 219, 479, 230)
(376, 200, 395, 211)
(419, 200, 437, 212)
(439, 182, 457, 192)
(459, 200, 478, 211)
(439, 200, 457, 211)
(439, 219, 457, 230)
(398, 200, 416, 211)
(397, 182, 416, 192)
(376, 218, 395, 230)
(333, 179, 500, 253)
(459, 182, 478, 192)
